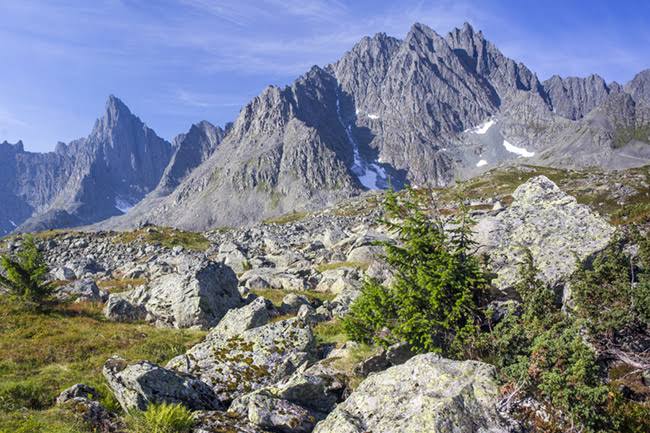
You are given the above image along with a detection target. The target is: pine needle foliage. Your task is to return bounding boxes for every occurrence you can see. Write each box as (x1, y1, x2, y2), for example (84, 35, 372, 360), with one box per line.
(343, 187, 489, 355)
(0, 235, 53, 310)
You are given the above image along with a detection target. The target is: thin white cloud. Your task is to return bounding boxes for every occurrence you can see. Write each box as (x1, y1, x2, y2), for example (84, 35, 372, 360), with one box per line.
(175, 89, 245, 108)
(0, 107, 28, 128)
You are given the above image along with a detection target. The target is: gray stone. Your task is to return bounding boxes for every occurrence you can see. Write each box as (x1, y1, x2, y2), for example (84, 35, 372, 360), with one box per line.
(104, 257, 242, 329)
(55, 279, 107, 303)
(56, 384, 99, 405)
(167, 318, 314, 405)
(475, 176, 615, 292)
(208, 296, 271, 340)
(102, 355, 220, 412)
(313, 354, 512, 433)
(245, 393, 315, 433)
(104, 296, 147, 322)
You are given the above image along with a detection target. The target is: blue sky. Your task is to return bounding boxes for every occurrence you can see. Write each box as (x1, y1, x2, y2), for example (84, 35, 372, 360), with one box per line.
(1, 0, 649, 152)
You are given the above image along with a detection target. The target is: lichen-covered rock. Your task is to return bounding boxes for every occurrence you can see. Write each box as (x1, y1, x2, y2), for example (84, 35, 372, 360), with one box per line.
(167, 318, 314, 405)
(475, 176, 615, 292)
(208, 296, 271, 340)
(242, 393, 316, 433)
(313, 353, 512, 433)
(60, 398, 124, 433)
(104, 256, 242, 328)
(56, 384, 99, 404)
(192, 411, 272, 433)
(102, 356, 220, 412)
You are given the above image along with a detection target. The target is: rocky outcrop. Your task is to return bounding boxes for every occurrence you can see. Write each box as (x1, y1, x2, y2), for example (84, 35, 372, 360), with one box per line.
(625, 69, 650, 105)
(313, 353, 512, 433)
(167, 318, 315, 405)
(102, 356, 220, 412)
(104, 256, 241, 328)
(475, 176, 615, 292)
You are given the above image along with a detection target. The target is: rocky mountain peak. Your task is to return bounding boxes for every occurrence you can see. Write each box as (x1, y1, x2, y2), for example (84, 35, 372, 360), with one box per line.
(543, 73, 615, 120)
(625, 68, 650, 105)
(0, 140, 24, 153)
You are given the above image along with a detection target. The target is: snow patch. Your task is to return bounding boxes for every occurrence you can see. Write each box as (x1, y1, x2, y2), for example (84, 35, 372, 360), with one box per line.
(367, 114, 380, 120)
(466, 119, 495, 135)
(502, 139, 535, 157)
(336, 94, 387, 190)
(476, 159, 488, 167)
(115, 197, 135, 213)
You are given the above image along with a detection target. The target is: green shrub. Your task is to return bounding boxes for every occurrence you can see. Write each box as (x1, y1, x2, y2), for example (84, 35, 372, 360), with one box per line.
(343, 188, 488, 354)
(0, 235, 53, 310)
(571, 233, 650, 335)
(476, 251, 645, 432)
(126, 403, 195, 433)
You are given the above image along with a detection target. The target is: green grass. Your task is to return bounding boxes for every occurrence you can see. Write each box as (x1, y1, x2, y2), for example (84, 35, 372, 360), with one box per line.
(250, 288, 336, 307)
(113, 226, 210, 252)
(315, 261, 370, 273)
(126, 402, 195, 433)
(613, 124, 650, 148)
(0, 299, 205, 432)
(313, 319, 349, 346)
(262, 211, 309, 225)
(97, 278, 147, 294)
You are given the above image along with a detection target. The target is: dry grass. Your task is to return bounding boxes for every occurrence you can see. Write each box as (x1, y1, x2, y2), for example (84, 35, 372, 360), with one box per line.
(113, 226, 210, 251)
(0, 299, 205, 432)
(96, 278, 147, 294)
(315, 261, 370, 273)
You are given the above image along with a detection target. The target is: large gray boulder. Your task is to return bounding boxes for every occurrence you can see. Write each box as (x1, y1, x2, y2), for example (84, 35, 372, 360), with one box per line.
(207, 296, 271, 340)
(475, 176, 615, 292)
(313, 353, 512, 433)
(167, 318, 314, 405)
(102, 356, 220, 412)
(104, 256, 242, 328)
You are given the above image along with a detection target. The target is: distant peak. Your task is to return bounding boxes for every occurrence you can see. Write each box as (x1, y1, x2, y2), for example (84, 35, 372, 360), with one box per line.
(1, 139, 24, 152)
(461, 21, 474, 33)
(409, 22, 432, 34)
(105, 94, 132, 116)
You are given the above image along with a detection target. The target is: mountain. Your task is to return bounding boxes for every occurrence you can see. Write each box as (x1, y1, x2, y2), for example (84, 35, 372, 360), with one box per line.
(96, 120, 230, 230)
(0, 140, 75, 235)
(4, 22, 650, 234)
(96, 22, 649, 232)
(0, 96, 174, 234)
